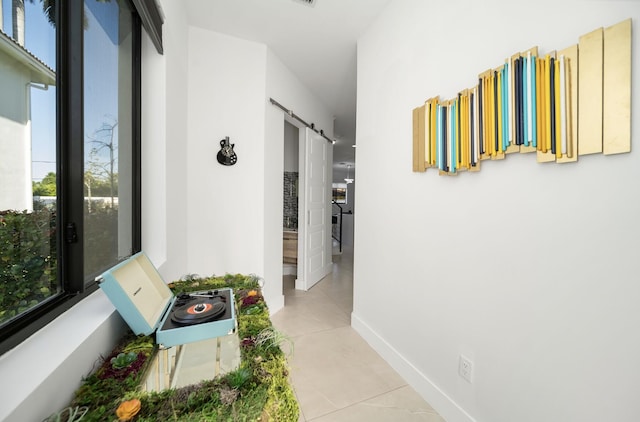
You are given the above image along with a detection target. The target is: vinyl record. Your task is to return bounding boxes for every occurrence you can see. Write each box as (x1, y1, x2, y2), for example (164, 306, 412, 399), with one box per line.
(171, 300, 226, 325)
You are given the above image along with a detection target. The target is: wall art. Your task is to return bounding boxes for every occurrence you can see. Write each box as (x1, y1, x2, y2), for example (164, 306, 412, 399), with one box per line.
(412, 19, 631, 175)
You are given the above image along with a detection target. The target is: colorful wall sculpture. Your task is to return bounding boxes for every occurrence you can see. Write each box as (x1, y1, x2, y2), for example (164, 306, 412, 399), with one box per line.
(412, 19, 631, 175)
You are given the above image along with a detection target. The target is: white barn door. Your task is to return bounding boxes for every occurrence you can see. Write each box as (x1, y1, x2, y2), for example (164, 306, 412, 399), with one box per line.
(297, 127, 332, 290)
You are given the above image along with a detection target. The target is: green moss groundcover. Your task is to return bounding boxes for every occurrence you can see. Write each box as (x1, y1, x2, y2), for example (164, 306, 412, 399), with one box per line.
(50, 274, 298, 422)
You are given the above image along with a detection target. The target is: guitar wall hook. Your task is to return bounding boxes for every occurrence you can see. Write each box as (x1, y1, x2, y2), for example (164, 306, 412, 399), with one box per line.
(217, 136, 237, 166)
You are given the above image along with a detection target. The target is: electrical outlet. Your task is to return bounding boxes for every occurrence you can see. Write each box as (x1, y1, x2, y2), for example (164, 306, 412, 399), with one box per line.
(459, 355, 473, 383)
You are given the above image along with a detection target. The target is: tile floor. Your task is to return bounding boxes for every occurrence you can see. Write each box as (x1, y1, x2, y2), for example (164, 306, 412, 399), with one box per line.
(270, 245, 446, 422)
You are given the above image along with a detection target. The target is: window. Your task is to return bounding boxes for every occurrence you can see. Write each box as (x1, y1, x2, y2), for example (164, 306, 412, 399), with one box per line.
(0, 0, 160, 354)
(83, 0, 136, 278)
(332, 183, 347, 204)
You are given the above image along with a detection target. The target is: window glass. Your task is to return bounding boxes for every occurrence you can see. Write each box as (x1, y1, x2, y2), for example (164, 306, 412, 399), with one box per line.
(332, 183, 347, 204)
(0, 0, 145, 355)
(83, 0, 134, 279)
(0, 0, 58, 327)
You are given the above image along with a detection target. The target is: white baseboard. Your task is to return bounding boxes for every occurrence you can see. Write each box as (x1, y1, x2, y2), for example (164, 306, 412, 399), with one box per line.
(283, 264, 297, 276)
(267, 294, 285, 315)
(351, 313, 477, 422)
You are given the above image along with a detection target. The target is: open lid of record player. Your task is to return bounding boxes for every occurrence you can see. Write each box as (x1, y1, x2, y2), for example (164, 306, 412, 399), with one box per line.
(98, 252, 173, 336)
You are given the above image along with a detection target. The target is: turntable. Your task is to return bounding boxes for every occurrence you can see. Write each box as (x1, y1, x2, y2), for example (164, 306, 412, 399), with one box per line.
(97, 252, 236, 348)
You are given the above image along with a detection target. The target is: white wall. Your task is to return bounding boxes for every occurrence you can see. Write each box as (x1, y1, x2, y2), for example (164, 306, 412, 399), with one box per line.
(0, 56, 32, 211)
(185, 27, 270, 295)
(183, 28, 333, 313)
(284, 120, 299, 172)
(151, 0, 190, 280)
(353, 1, 640, 422)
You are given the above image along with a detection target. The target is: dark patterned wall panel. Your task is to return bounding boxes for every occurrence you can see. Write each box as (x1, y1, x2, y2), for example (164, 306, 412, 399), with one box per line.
(283, 172, 298, 229)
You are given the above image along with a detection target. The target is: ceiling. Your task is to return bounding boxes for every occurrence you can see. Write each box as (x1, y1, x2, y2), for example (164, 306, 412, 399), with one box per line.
(184, 0, 392, 178)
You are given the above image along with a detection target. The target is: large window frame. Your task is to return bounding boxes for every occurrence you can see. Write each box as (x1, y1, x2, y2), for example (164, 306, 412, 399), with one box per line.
(0, 0, 146, 355)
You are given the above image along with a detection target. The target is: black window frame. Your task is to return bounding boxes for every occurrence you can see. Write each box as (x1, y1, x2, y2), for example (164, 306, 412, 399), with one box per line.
(0, 0, 144, 355)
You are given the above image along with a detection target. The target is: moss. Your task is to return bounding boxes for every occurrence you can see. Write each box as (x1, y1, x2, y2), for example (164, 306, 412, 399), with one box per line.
(62, 274, 299, 422)
(260, 356, 300, 422)
(70, 334, 155, 422)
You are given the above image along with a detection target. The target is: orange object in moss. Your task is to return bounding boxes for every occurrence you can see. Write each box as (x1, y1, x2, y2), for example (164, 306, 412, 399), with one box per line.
(116, 399, 141, 421)
(247, 290, 258, 297)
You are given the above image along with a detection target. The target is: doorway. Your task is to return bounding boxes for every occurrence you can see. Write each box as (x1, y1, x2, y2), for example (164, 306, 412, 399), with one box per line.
(281, 119, 333, 291)
(282, 121, 299, 277)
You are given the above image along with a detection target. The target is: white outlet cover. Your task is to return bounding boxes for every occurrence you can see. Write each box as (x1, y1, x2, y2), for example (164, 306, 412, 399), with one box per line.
(459, 355, 473, 383)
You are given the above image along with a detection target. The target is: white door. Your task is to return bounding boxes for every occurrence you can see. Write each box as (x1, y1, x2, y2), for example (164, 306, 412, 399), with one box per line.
(297, 128, 332, 290)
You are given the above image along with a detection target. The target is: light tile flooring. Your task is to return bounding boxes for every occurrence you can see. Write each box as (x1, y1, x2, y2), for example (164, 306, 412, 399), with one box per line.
(270, 245, 446, 422)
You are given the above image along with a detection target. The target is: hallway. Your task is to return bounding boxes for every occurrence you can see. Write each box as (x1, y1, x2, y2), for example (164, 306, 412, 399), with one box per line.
(270, 245, 445, 422)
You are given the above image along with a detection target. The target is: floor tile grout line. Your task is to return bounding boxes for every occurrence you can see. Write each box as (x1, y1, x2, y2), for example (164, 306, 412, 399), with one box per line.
(284, 324, 353, 344)
(304, 383, 451, 422)
(303, 385, 410, 422)
(280, 245, 445, 422)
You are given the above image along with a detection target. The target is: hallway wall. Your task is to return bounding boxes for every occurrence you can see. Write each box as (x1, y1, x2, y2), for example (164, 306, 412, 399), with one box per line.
(353, 1, 640, 422)
(186, 27, 268, 285)
(182, 26, 333, 312)
(145, 0, 190, 281)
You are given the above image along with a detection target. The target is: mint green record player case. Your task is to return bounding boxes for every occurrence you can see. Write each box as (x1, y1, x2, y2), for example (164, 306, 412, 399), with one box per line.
(97, 252, 236, 348)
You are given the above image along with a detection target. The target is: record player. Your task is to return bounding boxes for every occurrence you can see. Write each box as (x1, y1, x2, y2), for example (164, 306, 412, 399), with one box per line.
(97, 252, 236, 348)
